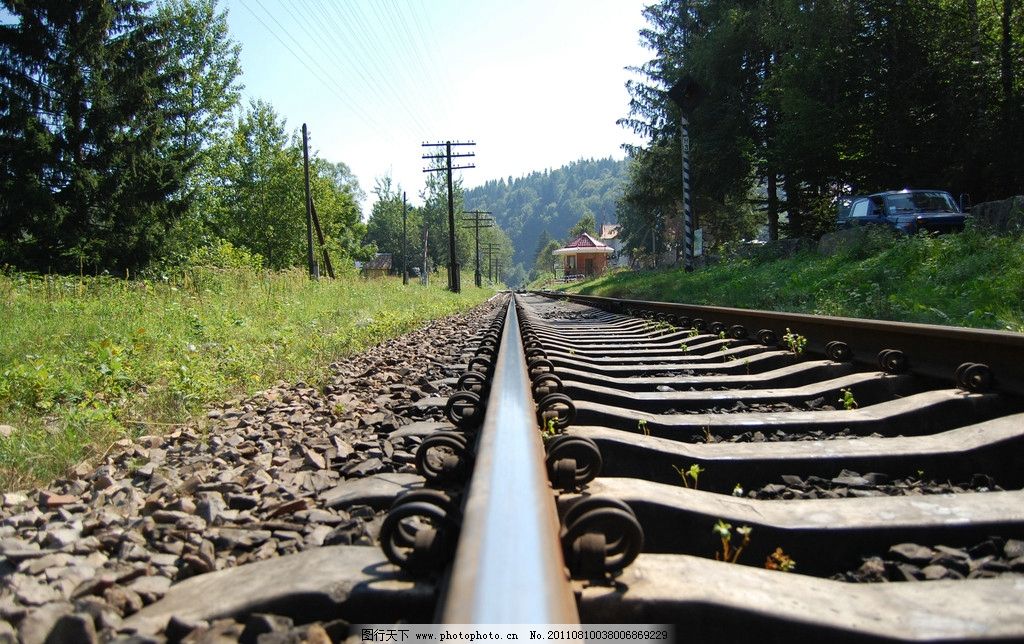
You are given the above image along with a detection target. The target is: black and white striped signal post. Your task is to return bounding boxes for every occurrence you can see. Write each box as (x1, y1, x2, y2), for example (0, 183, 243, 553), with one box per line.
(668, 77, 704, 273)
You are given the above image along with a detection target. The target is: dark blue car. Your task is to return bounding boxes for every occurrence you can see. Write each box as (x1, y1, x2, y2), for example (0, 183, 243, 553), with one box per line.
(838, 189, 967, 234)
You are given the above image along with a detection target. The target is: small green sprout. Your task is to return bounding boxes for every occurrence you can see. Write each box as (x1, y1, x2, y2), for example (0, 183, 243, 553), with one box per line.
(679, 342, 689, 353)
(916, 469, 925, 478)
(765, 547, 796, 572)
(637, 418, 649, 436)
(718, 331, 726, 340)
(545, 417, 557, 437)
(782, 328, 807, 356)
(839, 388, 858, 410)
(732, 483, 744, 497)
(688, 328, 699, 338)
(713, 520, 752, 563)
(672, 463, 705, 489)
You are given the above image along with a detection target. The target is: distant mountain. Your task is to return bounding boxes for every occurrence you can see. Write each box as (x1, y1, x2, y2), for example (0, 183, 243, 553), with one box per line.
(465, 157, 627, 270)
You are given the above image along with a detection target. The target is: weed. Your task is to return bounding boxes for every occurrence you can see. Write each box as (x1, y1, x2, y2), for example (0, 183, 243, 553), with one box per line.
(688, 329, 699, 338)
(782, 328, 807, 356)
(732, 483, 744, 497)
(637, 418, 649, 436)
(839, 388, 858, 410)
(672, 463, 704, 489)
(765, 547, 797, 572)
(679, 342, 689, 353)
(702, 426, 714, 443)
(545, 417, 557, 437)
(713, 520, 752, 563)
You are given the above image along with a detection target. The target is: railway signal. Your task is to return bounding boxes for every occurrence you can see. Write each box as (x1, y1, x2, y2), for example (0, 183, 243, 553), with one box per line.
(668, 76, 703, 273)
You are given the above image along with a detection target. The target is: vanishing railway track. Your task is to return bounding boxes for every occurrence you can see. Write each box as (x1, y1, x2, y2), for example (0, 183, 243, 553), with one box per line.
(118, 291, 1024, 641)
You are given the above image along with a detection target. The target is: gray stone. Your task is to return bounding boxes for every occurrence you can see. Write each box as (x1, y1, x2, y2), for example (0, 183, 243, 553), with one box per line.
(45, 613, 97, 644)
(921, 564, 948, 580)
(2, 492, 29, 508)
(239, 613, 294, 644)
(164, 614, 207, 642)
(44, 526, 82, 549)
(128, 575, 172, 597)
(17, 601, 72, 644)
(889, 543, 936, 565)
(13, 575, 63, 605)
(195, 492, 226, 524)
(321, 472, 422, 509)
(1004, 539, 1024, 559)
(0, 619, 15, 643)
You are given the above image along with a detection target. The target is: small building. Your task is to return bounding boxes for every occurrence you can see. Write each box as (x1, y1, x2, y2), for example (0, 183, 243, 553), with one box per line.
(553, 233, 614, 278)
(361, 253, 392, 278)
(599, 224, 626, 267)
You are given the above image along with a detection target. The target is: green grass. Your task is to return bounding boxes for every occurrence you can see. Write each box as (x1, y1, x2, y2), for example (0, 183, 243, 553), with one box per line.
(0, 267, 495, 490)
(543, 229, 1024, 333)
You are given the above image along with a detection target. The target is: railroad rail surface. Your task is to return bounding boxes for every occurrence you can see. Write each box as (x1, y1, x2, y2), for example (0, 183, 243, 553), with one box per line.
(3, 291, 1024, 642)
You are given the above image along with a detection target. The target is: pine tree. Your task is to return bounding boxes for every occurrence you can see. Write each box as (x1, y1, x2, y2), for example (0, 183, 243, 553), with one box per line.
(0, 0, 184, 273)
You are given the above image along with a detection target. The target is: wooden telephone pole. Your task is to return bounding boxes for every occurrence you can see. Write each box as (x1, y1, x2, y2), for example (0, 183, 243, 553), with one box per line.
(422, 141, 475, 293)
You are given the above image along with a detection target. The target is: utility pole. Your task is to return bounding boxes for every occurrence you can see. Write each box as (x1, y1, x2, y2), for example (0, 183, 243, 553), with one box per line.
(460, 210, 492, 288)
(401, 192, 408, 285)
(484, 242, 499, 283)
(301, 123, 318, 279)
(422, 141, 475, 293)
(422, 214, 429, 286)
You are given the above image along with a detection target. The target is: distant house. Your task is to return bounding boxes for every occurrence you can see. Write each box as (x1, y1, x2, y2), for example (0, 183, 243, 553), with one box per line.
(599, 224, 626, 267)
(553, 233, 614, 278)
(361, 253, 392, 278)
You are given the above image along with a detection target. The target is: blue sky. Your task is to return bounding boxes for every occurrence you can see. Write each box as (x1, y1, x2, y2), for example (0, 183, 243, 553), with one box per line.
(224, 0, 651, 207)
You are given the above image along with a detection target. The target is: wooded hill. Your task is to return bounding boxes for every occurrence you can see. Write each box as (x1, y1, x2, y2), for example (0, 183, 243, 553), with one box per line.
(464, 157, 627, 272)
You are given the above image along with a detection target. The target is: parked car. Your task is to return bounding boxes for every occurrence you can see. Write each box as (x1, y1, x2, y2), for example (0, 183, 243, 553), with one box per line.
(838, 189, 966, 234)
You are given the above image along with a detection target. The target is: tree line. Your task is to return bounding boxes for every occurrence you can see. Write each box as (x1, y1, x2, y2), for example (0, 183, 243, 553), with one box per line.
(464, 157, 627, 282)
(619, 0, 1023, 257)
(1, 0, 370, 274)
(363, 169, 515, 285)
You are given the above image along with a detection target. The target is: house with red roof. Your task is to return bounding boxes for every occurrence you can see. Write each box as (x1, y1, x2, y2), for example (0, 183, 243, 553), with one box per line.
(552, 232, 615, 278)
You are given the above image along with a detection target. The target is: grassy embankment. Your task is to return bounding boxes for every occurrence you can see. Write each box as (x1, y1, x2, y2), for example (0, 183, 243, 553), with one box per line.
(0, 267, 495, 490)
(537, 229, 1024, 332)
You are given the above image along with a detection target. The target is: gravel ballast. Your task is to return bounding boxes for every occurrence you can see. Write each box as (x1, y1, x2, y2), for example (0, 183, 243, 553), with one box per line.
(0, 297, 503, 642)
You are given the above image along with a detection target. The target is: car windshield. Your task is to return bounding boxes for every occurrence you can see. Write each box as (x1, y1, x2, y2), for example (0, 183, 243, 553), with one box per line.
(884, 191, 958, 214)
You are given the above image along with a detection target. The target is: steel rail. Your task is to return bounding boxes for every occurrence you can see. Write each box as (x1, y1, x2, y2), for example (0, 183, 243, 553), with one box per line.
(541, 291, 1024, 396)
(441, 296, 579, 623)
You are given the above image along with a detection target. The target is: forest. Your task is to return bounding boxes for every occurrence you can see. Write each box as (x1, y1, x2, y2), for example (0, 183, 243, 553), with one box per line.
(464, 157, 627, 279)
(618, 0, 1024, 257)
(0, 0, 374, 275)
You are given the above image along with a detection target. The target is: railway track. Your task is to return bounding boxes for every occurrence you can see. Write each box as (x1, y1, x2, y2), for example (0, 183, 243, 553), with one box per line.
(106, 292, 1024, 640)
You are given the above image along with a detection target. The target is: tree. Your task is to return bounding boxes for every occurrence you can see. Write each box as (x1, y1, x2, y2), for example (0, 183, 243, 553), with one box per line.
(620, 0, 1024, 248)
(567, 212, 597, 239)
(365, 175, 420, 272)
(533, 238, 562, 279)
(532, 229, 553, 265)
(154, 0, 242, 254)
(0, 0, 184, 273)
(214, 101, 371, 269)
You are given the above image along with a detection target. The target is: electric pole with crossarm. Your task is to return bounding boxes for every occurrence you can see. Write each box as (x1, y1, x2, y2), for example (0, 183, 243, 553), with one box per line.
(422, 141, 475, 292)
(461, 210, 492, 288)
